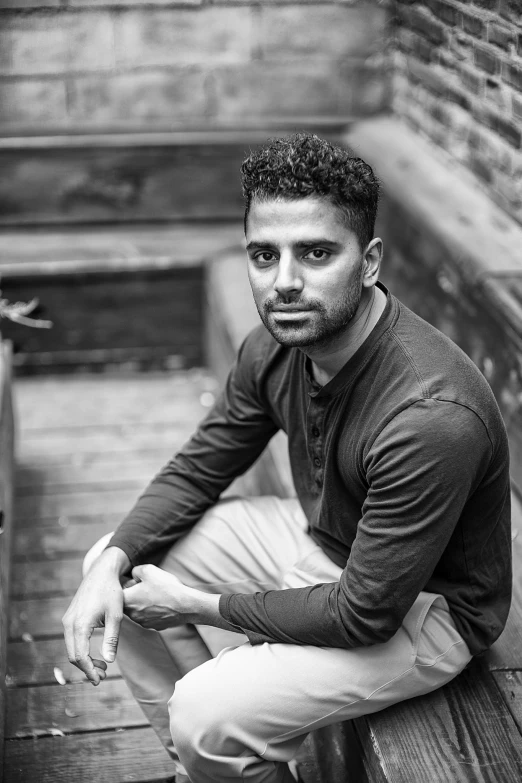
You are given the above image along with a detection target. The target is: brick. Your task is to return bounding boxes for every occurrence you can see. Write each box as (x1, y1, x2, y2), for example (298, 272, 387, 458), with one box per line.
(474, 41, 501, 75)
(0, 14, 68, 76)
(461, 8, 487, 38)
(488, 22, 517, 50)
(470, 0, 501, 9)
(115, 8, 252, 68)
(499, 0, 521, 24)
(408, 6, 448, 46)
(70, 68, 208, 125)
(513, 92, 522, 121)
(66, 13, 116, 72)
(476, 104, 522, 148)
(469, 153, 494, 183)
(448, 30, 474, 61)
(0, 78, 67, 127)
(410, 30, 435, 62)
(485, 77, 511, 112)
(459, 62, 486, 95)
(503, 61, 522, 92)
(425, 0, 462, 27)
(258, 5, 387, 61)
(0, 12, 115, 76)
(213, 61, 344, 119)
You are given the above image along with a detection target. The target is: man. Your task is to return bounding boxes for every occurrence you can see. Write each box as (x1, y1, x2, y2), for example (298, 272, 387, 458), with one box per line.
(63, 133, 512, 783)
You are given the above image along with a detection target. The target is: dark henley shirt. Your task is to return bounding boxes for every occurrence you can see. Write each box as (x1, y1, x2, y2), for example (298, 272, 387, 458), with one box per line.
(109, 285, 512, 656)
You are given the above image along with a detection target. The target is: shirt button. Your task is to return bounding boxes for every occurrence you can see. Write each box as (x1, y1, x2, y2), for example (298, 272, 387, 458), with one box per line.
(312, 427, 320, 437)
(314, 457, 321, 467)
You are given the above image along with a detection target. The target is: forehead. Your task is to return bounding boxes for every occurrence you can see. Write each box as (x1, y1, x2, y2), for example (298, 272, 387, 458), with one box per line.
(246, 196, 351, 242)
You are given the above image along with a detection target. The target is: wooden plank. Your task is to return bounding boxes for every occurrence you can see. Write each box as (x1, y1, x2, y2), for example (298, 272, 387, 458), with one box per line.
(492, 671, 522, 736)
(486, 494, 522, 670)
(10, 595, 72, 640)
(15, 459, 172, 492)
(14, 369, 213, 424)
(10, 557, 84, 598)
(16, 425, 197, 460)
(15, 489, 144, 520)
(0, 130, 342, 226)
(4, 726, 175, 783)
(0, 223, 241, 277)
(0, 267, 204, 368)
(355, 662, 522, 782)
(7, 636, 119, 688)
(7, 679, 145, 738)
(0, 339, 15, 773)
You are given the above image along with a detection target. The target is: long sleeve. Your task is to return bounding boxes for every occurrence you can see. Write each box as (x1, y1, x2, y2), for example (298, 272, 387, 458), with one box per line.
(221, 399, 502, 648)
(108, 328, 279, 566)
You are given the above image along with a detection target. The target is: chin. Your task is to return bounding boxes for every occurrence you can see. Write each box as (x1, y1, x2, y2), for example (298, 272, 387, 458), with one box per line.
(265, 324, 318, 348)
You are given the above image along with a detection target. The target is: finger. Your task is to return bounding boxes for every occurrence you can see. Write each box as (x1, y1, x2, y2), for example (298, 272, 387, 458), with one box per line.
(131, 565, 144, 582)
(121, 577, 137, 589)
(94, 666, 107, 682)
(102, 612, 122, 664)
(91, 658, 108, 672)
(72, 625, 100, 686)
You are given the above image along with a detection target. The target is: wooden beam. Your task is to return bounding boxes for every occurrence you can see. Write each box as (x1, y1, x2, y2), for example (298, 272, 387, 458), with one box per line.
(4, 726, 175, 783)
(355, 662, 522, 782)
(7, 679, 145, 739)
(0, 339, 15, 773)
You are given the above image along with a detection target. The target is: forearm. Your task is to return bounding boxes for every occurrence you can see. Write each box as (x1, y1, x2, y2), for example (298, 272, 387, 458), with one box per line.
(184, 587, 242, 634)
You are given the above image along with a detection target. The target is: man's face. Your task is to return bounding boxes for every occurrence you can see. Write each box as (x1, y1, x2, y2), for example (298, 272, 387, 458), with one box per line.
(245, 196, 366, 349)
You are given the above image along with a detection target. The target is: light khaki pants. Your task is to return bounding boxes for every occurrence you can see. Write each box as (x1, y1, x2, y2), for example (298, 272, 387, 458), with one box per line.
(84, 496, 472, 783)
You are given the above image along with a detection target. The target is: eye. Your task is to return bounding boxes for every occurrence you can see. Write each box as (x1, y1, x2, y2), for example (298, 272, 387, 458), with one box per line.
(303, 248, 329, 261)
(253, 251, 277, 266)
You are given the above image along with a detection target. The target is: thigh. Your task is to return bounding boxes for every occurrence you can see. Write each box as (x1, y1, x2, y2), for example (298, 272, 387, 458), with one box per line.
(160, 495, 312, 594)
(170, 592, 472, 762)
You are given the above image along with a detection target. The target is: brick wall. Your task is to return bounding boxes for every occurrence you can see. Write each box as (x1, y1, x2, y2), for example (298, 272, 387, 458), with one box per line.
(393, 0, 522, 225)
(0, 0, 390, 132)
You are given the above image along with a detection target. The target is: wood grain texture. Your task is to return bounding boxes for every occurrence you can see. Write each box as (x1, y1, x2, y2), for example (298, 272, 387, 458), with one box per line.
(0, 223, 242, 277)
(7, 679, 145, 738)
(356, 662, 522, 783)
(9, 595, 71, 640)
(4, 726, 175, 783)
(13, 518, 118, 558)
(492, 671, 522, 735)
(6, 636, 118, 688)
(0, 340, 15, 772)
(1, 266, 204, 371)
(10, 557, 84, 598)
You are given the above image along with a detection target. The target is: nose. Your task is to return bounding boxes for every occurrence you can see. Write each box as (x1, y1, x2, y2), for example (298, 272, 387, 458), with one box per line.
(273, 255, 304, 299)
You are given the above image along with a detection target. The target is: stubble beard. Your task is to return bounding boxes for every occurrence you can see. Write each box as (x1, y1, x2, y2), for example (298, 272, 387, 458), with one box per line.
(257, 284, 363, 349)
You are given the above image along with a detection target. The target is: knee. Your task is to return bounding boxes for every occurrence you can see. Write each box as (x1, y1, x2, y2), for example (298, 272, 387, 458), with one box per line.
(168, 664, 237, 763)
(82, 532, 115, 576)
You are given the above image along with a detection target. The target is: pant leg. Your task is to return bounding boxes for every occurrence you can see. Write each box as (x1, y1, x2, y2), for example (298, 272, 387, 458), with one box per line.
(82, 496, 312, 774)
(168, 542, 472, 783)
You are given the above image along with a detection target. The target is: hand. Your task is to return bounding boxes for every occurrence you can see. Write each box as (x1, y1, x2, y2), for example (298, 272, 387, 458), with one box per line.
(62, 547, 129, 686)
(122, 564, 191, 630)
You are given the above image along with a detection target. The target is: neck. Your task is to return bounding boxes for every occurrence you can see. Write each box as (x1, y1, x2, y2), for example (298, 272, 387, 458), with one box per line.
(305, 285, 387, 387)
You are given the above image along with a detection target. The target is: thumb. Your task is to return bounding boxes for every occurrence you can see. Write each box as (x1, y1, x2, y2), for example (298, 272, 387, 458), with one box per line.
(131, 565, 145, 583)
(102, 613, 122, 663)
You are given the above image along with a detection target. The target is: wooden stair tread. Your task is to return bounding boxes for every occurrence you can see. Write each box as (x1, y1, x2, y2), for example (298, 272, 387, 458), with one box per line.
(0, 223, 242, 278)
(4, 370, 212, 782)
(4, 727, 174, 783)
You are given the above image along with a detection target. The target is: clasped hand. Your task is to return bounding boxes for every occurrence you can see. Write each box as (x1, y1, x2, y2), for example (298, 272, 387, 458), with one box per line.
(123, 564, 190, 630)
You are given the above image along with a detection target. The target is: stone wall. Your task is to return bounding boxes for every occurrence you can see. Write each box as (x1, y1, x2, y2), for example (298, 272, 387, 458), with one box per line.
(0, 0, 390, 132)
(393, 0, 522, 226)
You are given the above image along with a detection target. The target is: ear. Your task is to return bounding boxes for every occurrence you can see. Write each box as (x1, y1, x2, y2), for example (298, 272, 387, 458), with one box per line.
(362, 238, 383, 289)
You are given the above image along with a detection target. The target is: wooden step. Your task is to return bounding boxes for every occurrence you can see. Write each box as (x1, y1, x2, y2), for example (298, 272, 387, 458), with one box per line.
(0, 222, 245, 373)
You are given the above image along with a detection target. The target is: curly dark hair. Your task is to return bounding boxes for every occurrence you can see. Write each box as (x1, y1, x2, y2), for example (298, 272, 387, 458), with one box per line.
(241, 132, 380, 249)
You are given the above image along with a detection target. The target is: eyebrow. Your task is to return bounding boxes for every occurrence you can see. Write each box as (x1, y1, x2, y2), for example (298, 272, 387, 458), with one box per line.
(246, 239, 341, 252)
